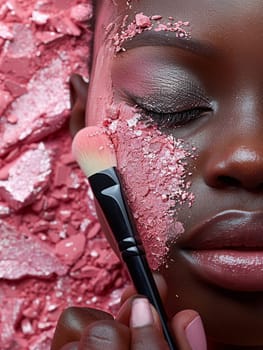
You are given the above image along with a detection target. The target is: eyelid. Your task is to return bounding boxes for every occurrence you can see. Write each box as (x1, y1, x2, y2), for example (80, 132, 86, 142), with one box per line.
(131, 91, 213, 115)
(113, 48, 210, 105)
(140, 106, 213, 128)
(120, 73, 211, 114)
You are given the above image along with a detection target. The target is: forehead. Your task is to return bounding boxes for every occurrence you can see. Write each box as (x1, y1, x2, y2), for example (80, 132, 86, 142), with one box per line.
(94, 0, 263, 60)
(96, 0, 263, 30)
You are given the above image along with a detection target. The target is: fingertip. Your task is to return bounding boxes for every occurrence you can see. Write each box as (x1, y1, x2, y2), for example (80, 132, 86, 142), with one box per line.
(172, 309, 200, 329)
(130, 298, 154, 328)
(172, 310, 207, 350)
(185, 315, 207, 350)
(129, 297, 169, 349)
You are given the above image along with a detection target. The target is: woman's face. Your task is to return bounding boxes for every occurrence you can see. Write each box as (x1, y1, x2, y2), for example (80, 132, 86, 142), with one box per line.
(86, 0, 263, 347)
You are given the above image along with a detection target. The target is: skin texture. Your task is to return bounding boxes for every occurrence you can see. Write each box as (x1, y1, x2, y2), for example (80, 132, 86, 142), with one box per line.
(53, 0, 263, 349)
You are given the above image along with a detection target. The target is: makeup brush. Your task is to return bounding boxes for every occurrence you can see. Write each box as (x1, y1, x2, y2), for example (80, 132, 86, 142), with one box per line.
(72, 126, 177, 350)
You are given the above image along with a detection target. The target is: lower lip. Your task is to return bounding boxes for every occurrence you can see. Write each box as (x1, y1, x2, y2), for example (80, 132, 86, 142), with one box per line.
(183, 250, 263, 291)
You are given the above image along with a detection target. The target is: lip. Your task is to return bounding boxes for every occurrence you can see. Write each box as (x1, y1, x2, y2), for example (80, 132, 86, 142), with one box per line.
(180, 210, 263, 291)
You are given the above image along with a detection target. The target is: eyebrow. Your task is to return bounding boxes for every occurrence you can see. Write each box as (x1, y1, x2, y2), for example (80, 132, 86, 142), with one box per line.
(122, 31, 217, 57)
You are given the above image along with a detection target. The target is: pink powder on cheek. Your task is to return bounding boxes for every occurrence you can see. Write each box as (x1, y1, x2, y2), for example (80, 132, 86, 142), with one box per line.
(104, 107, 194, 270)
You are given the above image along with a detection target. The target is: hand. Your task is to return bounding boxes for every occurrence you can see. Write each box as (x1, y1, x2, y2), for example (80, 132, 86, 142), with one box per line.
(51, 274, 207, 350)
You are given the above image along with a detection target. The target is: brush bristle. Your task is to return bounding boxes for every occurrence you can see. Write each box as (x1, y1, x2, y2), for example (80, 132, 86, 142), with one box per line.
(72, 126, 117, 177)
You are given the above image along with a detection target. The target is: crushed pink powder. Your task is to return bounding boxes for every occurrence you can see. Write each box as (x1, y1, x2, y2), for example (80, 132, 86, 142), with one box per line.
(103, 106, 195, 270)
(0, 1, 127, 349)
(114, 12, 190, 52)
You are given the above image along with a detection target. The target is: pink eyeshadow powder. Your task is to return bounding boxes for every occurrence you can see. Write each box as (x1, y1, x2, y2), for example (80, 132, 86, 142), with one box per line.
(104, 106, 194, 270)
(114, 12, 190, 52)
(0, 1, 127, 349)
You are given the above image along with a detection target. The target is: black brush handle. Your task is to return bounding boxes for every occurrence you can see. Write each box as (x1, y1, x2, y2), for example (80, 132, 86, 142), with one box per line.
(121, 239, 177, 350)
(89, 168, 177, 349)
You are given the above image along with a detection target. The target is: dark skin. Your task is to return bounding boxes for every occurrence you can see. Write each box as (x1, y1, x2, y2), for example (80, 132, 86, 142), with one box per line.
(52, 0, 263, 349)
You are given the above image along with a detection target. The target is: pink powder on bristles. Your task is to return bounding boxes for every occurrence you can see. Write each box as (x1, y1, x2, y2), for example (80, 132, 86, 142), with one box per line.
(72, 126, 117, 177)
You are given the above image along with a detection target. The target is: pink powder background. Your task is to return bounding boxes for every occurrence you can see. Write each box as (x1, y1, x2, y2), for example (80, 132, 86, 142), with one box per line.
(0, 1, 127, 349)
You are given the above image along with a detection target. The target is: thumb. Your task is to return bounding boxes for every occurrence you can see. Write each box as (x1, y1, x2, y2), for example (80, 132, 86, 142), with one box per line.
(171, 310, 207, 350)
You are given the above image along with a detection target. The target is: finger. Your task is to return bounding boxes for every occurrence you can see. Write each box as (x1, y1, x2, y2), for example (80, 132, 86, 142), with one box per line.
(130, 298, 169, 350)
(116, 295, 135, 325)
(117, 295, 163, 334)
(79, 319, 130, 350)
(171, 310, 207, 350)
(117, 272, 168, 327)
(51, 307, 113, 350)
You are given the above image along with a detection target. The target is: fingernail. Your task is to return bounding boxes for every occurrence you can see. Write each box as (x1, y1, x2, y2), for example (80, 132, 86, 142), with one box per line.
(185, 316, 207, 350)
(130, 298, 154, 328)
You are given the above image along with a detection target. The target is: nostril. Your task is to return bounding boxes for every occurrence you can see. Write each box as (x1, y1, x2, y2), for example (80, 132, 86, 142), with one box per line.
(204, 144, 263, 190)
(258, 183, 263, 192)
(217, 176, 241, 187)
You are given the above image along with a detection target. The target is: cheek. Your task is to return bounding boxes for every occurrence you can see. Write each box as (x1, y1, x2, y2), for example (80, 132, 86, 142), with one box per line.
(103, 105, 194, 270)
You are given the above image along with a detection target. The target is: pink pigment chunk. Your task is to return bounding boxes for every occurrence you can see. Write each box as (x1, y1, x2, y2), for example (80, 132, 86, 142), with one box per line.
(0, 90, 12, 115)
(151, 15, 163, 20)
(55, 233, 86, 266)
(35, 31, 64, 44)
(0, 297, 24, 349)
(0, 23, 13, 40)
(31, 11, 50, 25)
(54, 165, 71, 187)
(0, 143, 52, 210)
(0, 221, 67, 279)
(50, 16, 81, 36)
(6, 114, 18, 124)
(70, 3, 93, 22)
(135, 13, 152, 28)
(1, 24, 35, 82)
(1, 59, 71, 156)
(5, 79, 27, 98)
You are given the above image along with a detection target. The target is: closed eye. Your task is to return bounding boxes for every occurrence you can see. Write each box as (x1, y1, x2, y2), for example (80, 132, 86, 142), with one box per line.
(141, 106, 213, 128)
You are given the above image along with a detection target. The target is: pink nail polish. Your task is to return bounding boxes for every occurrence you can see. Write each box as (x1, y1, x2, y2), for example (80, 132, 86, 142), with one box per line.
(130, 298, 154, 328)
(185, 316, 207, 350)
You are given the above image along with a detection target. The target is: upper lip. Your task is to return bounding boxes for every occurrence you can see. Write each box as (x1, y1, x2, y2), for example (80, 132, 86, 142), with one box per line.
(182, 210, 263, 250)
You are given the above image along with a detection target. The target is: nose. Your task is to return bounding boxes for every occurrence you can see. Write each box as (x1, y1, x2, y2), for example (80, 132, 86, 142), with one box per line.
(204, 137, 263, 191)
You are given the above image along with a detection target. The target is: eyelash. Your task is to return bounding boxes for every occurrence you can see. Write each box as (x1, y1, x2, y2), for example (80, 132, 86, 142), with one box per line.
(140, 106, 213, 128)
